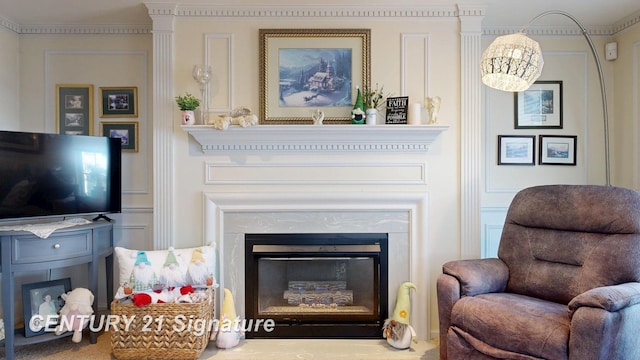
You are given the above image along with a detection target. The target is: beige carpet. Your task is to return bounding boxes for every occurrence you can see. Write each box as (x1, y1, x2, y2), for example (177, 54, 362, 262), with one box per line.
(1, 332, 440, 360)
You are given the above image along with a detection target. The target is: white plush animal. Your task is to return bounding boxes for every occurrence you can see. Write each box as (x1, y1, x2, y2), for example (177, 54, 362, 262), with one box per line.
(54, 288, 94, 343)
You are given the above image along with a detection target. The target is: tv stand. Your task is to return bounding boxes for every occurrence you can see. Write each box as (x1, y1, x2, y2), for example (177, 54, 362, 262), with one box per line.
(92, 214, 113, 222)
(0, 220, 113, 360)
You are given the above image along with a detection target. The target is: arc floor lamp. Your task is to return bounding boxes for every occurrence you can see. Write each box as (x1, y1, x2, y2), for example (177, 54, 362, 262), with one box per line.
(480, 10, 611, 186)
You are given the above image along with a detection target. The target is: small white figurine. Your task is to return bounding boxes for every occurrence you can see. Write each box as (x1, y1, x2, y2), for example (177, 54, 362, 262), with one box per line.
(425, 96, 441, 124)
(209, 106, 258, 130)
(211, 288, 243, 349)
(312, 109, 325, 125)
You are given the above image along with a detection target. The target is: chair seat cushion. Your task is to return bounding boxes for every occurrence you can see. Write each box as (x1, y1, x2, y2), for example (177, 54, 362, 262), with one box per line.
(450, 293, 570, 359)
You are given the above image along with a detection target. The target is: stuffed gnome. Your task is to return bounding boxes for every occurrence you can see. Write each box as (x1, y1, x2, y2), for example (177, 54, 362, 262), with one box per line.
(211, 288, 242, 349)
(382, 282, 417, 349)
(54, 288, 94, 343)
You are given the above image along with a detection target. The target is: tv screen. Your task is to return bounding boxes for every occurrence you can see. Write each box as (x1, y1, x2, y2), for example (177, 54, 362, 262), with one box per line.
(0, 130, 121, 221)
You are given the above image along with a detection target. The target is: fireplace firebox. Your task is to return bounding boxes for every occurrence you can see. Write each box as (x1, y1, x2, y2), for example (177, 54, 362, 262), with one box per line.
(245, 233, 388, 338)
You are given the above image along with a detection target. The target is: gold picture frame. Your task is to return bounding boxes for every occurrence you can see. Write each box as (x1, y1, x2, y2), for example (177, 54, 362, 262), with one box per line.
(259, 28, 371, 124)
(100, 121, 139, 152)
(100, 86, 138, 118)
(56, 84, 93, 135)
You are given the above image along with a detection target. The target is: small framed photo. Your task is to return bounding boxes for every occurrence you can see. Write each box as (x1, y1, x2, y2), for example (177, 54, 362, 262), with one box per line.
(56, 84, 93, 135)
(539, 135, 577, 165)
(498, 135, 535, 165)
(100, 87, 138, 118)
(22, 278, 71, 337)
(101, 121, 138, 152)
(514, 81, 562, 129)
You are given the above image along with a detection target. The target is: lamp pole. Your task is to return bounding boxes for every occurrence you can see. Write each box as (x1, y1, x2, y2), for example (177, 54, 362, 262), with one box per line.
(521, 11, 610, 186)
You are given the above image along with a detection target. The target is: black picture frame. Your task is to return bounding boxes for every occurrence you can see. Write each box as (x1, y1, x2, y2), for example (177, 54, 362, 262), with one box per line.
(498, 135, 536, 165)
(56, 84, 93, 135)
(539, 135, 577, 165)
(22, 278, 71, 337)
(101, 121, 139, 152)
(514, 80, 563, 129)
(100, 87, 138, 118)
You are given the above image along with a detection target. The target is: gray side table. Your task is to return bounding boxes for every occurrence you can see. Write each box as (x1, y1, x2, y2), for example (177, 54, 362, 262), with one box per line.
(0, 220, 114, 360)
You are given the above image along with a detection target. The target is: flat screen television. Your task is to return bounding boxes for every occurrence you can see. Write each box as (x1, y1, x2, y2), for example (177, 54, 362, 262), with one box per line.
(0, 130, 122, 221)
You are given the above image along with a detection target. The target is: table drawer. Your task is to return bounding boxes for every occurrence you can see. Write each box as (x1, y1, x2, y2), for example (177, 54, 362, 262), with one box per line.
(12, 232, 92, 264)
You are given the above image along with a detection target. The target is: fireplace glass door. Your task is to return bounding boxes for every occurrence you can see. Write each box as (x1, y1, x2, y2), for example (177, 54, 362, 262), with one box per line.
(245, 233, 388, 338)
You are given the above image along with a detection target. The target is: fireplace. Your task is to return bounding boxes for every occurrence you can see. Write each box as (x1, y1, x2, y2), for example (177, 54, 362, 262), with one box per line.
(244, 233, 389, 338)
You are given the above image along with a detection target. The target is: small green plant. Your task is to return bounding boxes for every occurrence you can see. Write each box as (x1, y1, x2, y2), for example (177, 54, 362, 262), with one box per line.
(175, 92, 200, 111)
(363, 83, 388, 112)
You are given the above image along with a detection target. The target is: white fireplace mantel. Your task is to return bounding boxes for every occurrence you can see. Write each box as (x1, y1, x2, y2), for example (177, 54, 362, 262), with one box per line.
(181, 124, 448, 153)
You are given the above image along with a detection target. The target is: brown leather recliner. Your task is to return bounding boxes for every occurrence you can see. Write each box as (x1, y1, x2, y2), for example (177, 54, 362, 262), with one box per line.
(437, 185, 640, 360)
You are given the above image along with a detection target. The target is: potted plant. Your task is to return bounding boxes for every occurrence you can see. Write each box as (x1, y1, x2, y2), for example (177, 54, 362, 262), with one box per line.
(175, 92, 200, 125)
(362, 83, 388, 125)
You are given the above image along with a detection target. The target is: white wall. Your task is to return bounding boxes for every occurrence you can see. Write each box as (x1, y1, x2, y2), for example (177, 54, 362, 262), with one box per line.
(0, 27, 19, 130)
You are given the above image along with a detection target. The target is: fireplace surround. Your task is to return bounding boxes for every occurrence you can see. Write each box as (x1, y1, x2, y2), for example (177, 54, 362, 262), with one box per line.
(244, 233, 389, 338)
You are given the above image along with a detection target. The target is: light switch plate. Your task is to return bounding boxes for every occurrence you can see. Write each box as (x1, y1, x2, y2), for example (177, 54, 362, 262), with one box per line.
(606, 42, 618, 61)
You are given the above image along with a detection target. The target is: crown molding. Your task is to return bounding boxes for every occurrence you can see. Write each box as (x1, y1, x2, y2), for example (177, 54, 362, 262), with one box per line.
(175, 4, 459, 19)
(482, 25, 614, 38)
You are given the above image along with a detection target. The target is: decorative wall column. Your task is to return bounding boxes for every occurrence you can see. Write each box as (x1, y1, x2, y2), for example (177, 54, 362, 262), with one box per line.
(147, 3, 177, 250)
(458, 6, 485, 259)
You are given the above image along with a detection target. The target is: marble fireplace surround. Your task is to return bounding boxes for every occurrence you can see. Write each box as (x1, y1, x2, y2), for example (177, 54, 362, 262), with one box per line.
(204, 191, 429, 340)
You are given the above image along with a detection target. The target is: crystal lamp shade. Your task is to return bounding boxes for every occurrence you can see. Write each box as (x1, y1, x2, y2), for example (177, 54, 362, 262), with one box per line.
(480, 33, 544, 92)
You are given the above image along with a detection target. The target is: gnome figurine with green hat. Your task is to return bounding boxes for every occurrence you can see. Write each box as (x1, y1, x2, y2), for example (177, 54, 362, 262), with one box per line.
(382, 282, 417, 349)
(351, 86, 365, 124)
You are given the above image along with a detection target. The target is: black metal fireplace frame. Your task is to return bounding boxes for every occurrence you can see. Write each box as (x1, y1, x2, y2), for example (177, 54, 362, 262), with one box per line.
(245, 233, 389, 339)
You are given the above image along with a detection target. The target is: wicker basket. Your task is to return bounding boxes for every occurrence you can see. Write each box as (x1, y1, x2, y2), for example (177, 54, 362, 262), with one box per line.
(110, 288, 214, 360)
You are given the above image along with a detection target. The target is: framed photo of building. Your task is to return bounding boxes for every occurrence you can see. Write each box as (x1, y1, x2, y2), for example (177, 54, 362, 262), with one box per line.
(100, 87, 138, 118)
(56, 84, 93, 135)
(498, 135, 536, 165)
(514, 81, 563, 129)
(22, 278, 71, 337)
(101, 121, 138, 152)
(539, 135, 577, 165)
(259, 28, 370, 124)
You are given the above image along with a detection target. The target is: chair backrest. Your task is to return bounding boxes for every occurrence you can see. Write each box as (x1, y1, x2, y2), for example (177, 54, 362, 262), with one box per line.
(498, 184, 640, 304)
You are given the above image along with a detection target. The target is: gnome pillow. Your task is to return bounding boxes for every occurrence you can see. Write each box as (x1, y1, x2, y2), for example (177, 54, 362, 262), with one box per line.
(114, 243, 216, 297)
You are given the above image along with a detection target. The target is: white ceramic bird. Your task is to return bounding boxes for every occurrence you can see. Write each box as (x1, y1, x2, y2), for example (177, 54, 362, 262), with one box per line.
(382, 282, 417, 349)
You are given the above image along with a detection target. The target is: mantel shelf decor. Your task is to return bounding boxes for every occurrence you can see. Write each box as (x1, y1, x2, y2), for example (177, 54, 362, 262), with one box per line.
(181, 124, 448, 153)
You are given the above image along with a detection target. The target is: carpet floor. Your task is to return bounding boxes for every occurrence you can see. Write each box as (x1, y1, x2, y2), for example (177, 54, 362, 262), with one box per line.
(1, 332, 440, 360)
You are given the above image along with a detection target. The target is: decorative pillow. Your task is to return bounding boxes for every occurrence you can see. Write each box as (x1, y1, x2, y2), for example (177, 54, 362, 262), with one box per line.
(114, 243, 216, 294)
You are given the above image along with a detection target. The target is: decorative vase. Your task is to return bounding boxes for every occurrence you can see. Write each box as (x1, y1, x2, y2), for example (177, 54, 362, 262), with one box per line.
(182, 110, 195, 125)
(365, 108, 377, 125)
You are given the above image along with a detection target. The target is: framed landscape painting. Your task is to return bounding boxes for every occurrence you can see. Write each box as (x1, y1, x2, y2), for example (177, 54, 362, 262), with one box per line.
(498, 135, 536, 165)
(514, 81, 563, 129)
(539, 135, 577, 165)
(259, 28, 370, 124)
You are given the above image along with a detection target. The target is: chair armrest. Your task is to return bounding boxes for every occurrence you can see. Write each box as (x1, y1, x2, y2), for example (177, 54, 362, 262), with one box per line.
(568, 282, 640, 316)
(442, 258, 508, 297)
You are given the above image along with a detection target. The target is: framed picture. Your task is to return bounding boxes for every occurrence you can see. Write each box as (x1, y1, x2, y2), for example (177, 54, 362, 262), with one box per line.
(259, 28, 371, 124)
(101, 121, 138, 152)
(22, 278, 71, 337)
(100, 87, 138, 118)
(539, 135, 577, 165)
(56, 84, 93, 135)
(514, 81, 563, 129)
(498, 135, 536, 165)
